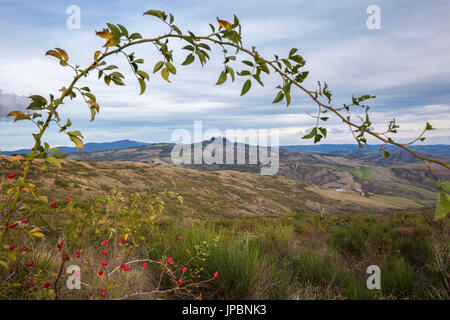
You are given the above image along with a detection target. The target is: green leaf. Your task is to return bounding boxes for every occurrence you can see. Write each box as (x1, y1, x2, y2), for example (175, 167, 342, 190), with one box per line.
(129, 33, 142, 39)
(425, 122, 434, 131)
(383, 150, 390, 160)
(242, 60, 254, 67)
(165, 61, 177, 75)
(435, 192, 450, 220)
(68, 130, 83, 138)
(117, 24, 129, 37)
(182, 54, 195, 66)
(27, 102, 44, 110)
(182, 45, 195, 52)
(90, 107, 96, 121)
(112, 77, 125, 86)
(318, 127, 327, 138)
(198, 43, 211, 51)
(83, 92, 96, 102)
(240, 79, 251, 96)
(161, 68, 170, 82)
(153, 61, 164, 73)
(138, 78, 146, 95)
(289, 48, 298, 58)
(314, 134, 323, 144)
(216, 71, 227, 85)
(143, 10, 166, 20)
(103, 65, 118, 71)
(172, 25, 182, 36)
(29, 95, 47, 106)
(440, 181, 450, 193)
(226, 66, 235, 82)
(47, 157, 62, 169)
(136, 70, 149, 80)
(302, 127, 317, 139)
(272, 91, 284, 104)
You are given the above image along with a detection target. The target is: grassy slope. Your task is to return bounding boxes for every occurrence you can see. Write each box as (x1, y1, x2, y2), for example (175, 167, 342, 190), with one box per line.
(0, 159, 425, 217)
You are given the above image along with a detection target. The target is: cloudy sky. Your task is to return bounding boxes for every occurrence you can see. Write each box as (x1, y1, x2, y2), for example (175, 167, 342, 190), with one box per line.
(0, 0, 449, 150)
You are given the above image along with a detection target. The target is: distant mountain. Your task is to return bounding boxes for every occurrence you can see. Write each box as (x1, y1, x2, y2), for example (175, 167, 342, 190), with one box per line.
(1, 139, 149, 155)
(281, 144, 450, 154)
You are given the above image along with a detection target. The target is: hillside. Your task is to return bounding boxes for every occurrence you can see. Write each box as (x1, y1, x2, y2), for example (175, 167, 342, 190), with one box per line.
(65, 141, 450, 211)
(0, 158, 430, 217)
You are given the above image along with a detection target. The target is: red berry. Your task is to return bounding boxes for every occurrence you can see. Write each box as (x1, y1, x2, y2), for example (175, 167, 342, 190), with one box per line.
(101, 288, 106, 292)
(26, 261, 34, 267)
(9, 222, 17, 228)
(124, 266, 130, 271)
(102, 250, 107, 255)
(98, 271, 103, 276)
(22, 219, 29, 224)
(121, 237, 126, 243)
(27, 282, 32, 286)
(8, 173, 16, 179)
(214, 271, 219, 279)
(9, 245, 15, 250)
(100, 292, 105, 297)
(101, 240, 108, 246)
(22, 245, 27, 250)
(120, 263, 126, 269)
(101, 261, 108, 266)
(51, 201, 57, 207)
(177, 280, 183, 286)
(142, 263, 147, 269)
(167, 257, 173, 264)
(178, 236, 182, 240)
(57, 240, 64, 251)
(66, 197, 72, 201)
(43, 282, 50, 288)
(182, 267, 187, 273)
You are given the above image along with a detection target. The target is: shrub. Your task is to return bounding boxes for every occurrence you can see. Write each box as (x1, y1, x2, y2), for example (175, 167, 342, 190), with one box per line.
(382, 258, 417, 298)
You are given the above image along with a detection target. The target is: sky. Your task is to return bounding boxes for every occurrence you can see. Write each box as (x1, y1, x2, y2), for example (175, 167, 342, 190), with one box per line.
(0, 0, 449, 150)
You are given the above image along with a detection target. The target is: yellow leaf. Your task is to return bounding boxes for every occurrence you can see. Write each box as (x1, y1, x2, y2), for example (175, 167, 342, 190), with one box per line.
(45, 50, 62, 59)
(55, 48, 68, 61)
(161, 68, 170, 82)
(69, 136, 84, 150)
(217, 17, 232, 31)
(29, 227, 45, 239)
(94, 50, 101, 62)
(7, 111, 25, 117)
(96, 29, 114, 39)
(103, 37, 120, 48)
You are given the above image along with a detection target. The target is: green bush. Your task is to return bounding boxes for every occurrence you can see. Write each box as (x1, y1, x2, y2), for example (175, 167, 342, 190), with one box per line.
(382, 258, 418, 298)
(330, 227, 367, 256)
